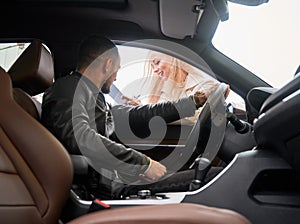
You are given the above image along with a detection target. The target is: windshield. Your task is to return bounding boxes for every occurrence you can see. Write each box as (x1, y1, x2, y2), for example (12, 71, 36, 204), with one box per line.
(213, 0, 300, 88)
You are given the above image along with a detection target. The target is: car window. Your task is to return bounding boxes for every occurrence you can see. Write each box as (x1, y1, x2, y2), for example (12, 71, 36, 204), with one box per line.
(0, 42, 30, 70)
(106, 45, 245, 112)
(108, 46, 218, 105)
(213, 0, 300, 88)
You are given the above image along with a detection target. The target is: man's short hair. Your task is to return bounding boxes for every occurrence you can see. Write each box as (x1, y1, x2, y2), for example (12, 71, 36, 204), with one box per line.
(77, 35, 118, 70)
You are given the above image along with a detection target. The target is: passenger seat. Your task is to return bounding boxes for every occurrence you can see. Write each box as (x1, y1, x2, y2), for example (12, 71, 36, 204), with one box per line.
(7, 39, 90, 182)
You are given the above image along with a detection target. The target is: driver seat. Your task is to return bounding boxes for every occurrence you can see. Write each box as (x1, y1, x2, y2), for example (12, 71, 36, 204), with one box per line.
(0, 67, 251, 224)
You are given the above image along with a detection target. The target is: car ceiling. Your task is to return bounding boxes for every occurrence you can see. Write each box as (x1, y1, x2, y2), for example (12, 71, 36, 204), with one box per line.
(0, 0, 222, 75)
(0, 0, 219, 42)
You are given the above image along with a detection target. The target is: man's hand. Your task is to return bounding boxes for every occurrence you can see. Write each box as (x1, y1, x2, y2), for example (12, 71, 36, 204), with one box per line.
(140, 159, 167, 182)
(193, 91, 207, 108)
(224, 84, 230, 99)
(193, 84, 230, 108)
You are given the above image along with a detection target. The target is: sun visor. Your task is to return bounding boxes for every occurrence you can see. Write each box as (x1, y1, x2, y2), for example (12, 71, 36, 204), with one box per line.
(159, 0, 205, 39)
(159, 0, 230, 39)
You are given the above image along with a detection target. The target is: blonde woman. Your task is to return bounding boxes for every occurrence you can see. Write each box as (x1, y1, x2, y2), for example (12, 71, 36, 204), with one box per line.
(141, 51, 221, 104)
(123, 51, 226, 112)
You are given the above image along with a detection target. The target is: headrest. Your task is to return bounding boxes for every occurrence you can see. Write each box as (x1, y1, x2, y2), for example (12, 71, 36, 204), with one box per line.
(8, 39, 54, 96)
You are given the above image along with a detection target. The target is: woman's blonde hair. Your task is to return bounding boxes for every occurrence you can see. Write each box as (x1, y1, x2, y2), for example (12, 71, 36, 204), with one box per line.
(141, 50, 198, 103)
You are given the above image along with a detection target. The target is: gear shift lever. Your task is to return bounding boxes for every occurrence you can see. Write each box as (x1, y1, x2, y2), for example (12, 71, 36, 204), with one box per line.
(226, 111, 251, 134)
(189, 157, 211, 191)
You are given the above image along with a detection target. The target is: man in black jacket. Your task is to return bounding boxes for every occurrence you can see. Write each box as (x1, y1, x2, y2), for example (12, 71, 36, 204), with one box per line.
(42, 35, 210, 199)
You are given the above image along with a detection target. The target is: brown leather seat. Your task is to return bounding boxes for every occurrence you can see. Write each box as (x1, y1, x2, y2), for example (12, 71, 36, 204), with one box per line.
(0, 66, 73, 223)
(12, 87, 40, 120)
(8, 39, 55, 120)
(0, 67, 251, 224)
(7, 40, 90, 175)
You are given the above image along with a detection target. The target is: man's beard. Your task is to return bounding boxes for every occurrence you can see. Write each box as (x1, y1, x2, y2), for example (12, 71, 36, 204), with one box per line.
(101, 81, 110, 94)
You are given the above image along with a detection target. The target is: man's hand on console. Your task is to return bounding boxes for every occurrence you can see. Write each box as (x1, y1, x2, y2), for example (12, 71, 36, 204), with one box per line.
(140, 159, 167, 182)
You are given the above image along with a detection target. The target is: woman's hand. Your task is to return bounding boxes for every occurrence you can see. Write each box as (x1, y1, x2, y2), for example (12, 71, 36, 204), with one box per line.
(122, 95, 142, 106)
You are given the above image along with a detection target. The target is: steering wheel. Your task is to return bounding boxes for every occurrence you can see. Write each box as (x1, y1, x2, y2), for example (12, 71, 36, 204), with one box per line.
(191, 83, 228, 163)
(159, 83, 228, 176)
(116, 83, 228, 185)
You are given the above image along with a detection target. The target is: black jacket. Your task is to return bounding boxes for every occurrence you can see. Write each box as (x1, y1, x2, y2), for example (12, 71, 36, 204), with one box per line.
(41, 71, 196, 177)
